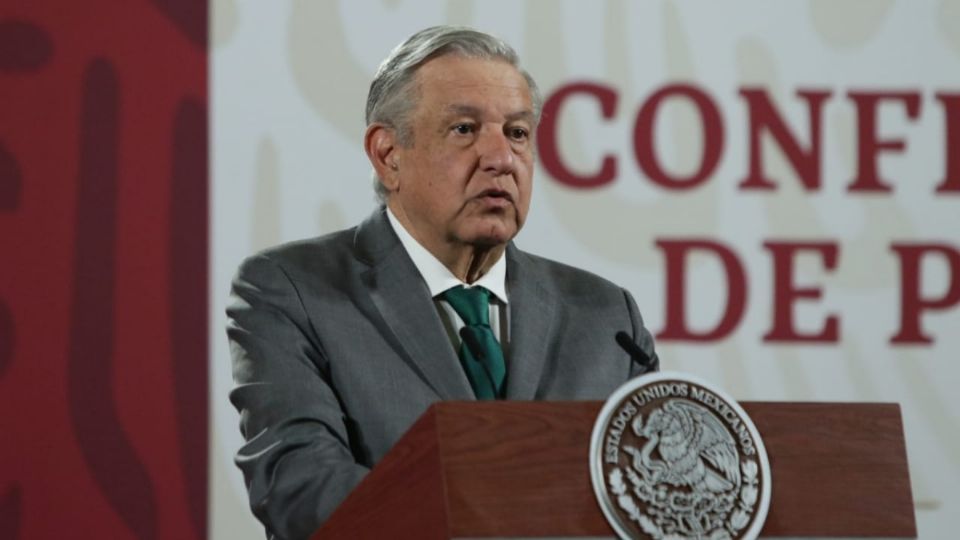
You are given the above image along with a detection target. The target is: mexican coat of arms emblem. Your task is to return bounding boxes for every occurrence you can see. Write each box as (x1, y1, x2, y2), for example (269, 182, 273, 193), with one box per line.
(590, 372, 771, 539)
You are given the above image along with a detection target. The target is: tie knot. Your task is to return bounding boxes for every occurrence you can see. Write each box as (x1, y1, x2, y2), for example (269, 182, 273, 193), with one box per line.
(442, 285, 491, 326)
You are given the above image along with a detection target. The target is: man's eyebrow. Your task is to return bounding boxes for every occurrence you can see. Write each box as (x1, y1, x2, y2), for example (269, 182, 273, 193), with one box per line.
(504, 110, 535, 123)
(443, 104, 535, 122)
(444, 104, 482, 117)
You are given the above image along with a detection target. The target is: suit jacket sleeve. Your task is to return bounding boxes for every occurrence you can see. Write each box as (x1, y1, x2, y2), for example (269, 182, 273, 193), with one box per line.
(226, 253, 368, 540)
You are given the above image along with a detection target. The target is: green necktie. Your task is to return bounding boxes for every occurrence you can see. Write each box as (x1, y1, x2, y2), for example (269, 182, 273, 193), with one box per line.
(442, 285, 506, 399)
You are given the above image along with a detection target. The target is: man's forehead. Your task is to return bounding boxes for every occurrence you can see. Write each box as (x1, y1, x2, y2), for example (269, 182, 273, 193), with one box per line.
(412, 56, 533, 118)
(416, 56, 529, 93)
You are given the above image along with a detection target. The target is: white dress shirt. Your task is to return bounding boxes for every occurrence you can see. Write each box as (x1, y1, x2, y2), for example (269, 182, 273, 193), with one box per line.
(386, 207, 510, 356)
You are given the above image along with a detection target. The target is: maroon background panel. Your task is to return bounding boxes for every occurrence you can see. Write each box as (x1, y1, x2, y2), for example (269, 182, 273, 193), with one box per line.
(0, 2, 207, 539)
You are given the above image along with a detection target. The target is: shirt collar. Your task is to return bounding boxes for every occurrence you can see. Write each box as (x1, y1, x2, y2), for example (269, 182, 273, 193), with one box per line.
(386, 206, 508, 304)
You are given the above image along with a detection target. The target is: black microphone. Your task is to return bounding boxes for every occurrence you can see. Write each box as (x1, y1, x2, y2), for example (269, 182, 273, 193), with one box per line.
(615, 331, 657, 372)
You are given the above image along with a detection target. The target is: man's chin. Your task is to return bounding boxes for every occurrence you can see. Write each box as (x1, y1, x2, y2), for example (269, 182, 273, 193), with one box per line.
(459, 221, 519, 248)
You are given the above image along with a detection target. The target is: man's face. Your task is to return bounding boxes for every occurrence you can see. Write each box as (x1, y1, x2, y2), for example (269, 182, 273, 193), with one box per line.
(387, 55, 535, 255)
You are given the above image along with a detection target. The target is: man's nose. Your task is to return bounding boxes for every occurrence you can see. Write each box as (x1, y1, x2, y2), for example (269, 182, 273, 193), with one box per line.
(477, 128, 515, 175)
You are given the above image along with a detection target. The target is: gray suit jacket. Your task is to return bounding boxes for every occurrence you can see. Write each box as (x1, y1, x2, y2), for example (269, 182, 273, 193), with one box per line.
(226, 207, 658, 540)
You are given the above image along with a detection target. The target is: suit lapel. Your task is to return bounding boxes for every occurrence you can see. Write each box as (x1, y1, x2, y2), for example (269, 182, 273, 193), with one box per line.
(504, 246, 557, 400)
(355, 209, 475, 401)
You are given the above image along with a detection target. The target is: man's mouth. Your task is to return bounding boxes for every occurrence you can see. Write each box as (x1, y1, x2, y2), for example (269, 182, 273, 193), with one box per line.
(475, 189, 513, 207)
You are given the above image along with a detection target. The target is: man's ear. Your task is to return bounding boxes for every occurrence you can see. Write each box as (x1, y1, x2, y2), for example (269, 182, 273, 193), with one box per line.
(364, 124, 400, 192)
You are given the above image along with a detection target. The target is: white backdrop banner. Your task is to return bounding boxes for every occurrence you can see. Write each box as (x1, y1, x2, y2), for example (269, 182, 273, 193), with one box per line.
(212, 1, 960, 537)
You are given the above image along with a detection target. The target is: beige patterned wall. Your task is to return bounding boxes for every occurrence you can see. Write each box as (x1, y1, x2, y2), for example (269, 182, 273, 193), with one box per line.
(212, 1, 960, 537)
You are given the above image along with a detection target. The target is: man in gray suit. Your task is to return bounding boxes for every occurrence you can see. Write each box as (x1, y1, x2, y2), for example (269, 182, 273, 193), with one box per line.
(227, 26, 658, 540)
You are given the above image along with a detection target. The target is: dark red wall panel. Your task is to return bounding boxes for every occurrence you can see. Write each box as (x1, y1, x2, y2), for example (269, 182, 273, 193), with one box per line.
(0, 3, 207, 539)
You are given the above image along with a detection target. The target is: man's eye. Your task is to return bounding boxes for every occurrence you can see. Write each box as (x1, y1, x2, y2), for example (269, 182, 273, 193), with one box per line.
(508, 127, 529, 141)
(452, 124, 475, 135)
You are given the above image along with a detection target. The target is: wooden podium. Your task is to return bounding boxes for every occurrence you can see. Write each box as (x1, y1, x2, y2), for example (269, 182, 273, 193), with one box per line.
(315, 401, 916, 539)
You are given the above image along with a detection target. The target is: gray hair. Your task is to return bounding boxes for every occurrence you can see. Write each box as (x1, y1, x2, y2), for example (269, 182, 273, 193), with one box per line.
(366, 26, 542, 204)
